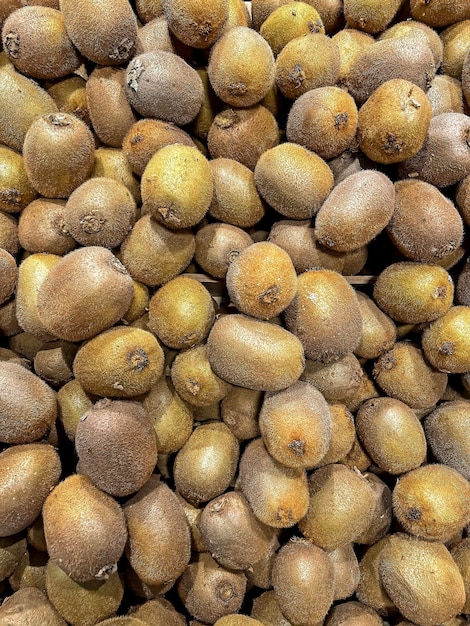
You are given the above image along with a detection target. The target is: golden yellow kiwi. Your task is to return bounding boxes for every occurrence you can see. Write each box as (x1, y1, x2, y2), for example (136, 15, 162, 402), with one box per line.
(194, 222, 253, 279)
(355, 536, 398, 617)
(373, 341, 448, 410)
(45, 560, 124, 626)
(85, 66, 137, 148)
(0, 248, 17, 305)
(286, 85, 357, 159)
(174, 422, 239, 506)
(373, 262, 454, 324)
(132, 597, 186, 626)
(388, 179, 464, 262)
(238, 437, 309, 528)
(73, 326, 164, 398)
(284, 268, 362, 363)
(207, 313, 305, 392)
(450, 538, 470, 615)
(343, 0, 404, 34)
(0, 145, 37, 214)
(300, 353, 363, 402)
(0, 587, 66, 626)
(331, 27, 374, 82)
(0, 211, 19, 256)
(357, 79, 432, 164)
(2, 6, 81, 79)
(424, 400, 470, 480)
(260, 2, 324, 56)
(122, 280, 149, 325)
(354, 291, 397, 360)
(379, 533, 465, 626)
(124, 50, 203, 126)
(92, 147, 141, 205)
(221, 386, 262, 441)
(207, 26, 275, 107)
(393, 463, 470, 542)
(163, 0, 228, 48)
(379, 19, 443, 69)
(207, 104, 280, 171)
(57, 378, 95, 442)
(18, 199, 76, 256)
(22, 112, 95, 198)
(410, 0, 470, 28)
(60, 0, 137, 65)
(356, 396, 427, 474)
(422, 306, 470, 373)
(141, 144, 213, 230)
(123, 475, 191, 587)
(36, 246, 134, 342)
(43, 473, 128, 583)
(325, 601, 383, 626)
(47, 75, 90, 126)
(254, 142, 333, 219)
(298, 463, 376, 551)
(272, 538, 334, 625)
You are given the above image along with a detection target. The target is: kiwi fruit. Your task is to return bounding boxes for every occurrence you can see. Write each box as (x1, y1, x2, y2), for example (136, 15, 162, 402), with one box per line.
(300, 353, 363, 402)
(0, 534, 27, 581)
(122, 280, 149, 326)
(450, 538, 470, 615)
(163, 0, 228, 48)
(441, 21, 470, 80)
(379, 533, 466, 625)
(254, 142, 334, 219)
(221, 385, 262, 441)
(463, 49, 470, 107)
(314, 402, 355, 467)
(132, 597, 186, 626)
(245, 529, 280, 591)
(328, 543, 361, 601)
(0, 297, 21, 338)
(0, 145, 37, 214)
(355, 536, 398, 617)
(332, 27, 374, 82)
(422, 306, 470, 373)
(221, 0, 252, 32)
(173, 421, 239, 505)
(0, 587, 67, 625)
(33, 340, 78, 387)
(354, 291, 397, 360)
(260, 2, 325, 56)
(136, 0, 164, 22)
(60, 0, 137, 65)
(272, 537, 334, 625)
(355, 473, 393, 546)
(379, 19, 444, 69)
(47, 75, 90, 126)
(135, 15, 192, 57)
(18, 199, 76, 255)
(91, 147, 141, 205)
(191, 67, 224, 141)
(207, 313, 305, 392)
(410, 0, 470, 29)
(250, 589, 292, 626)
(124, 50, 203, 126)
(0, 248, 17, 305)
(286, 86, 358, 159)
(325, 601, 383, 626)
(456, 174, 470, 225)
(194, 222, 253, 279)
(343, 0, 404, 34)
(237, 437, 309, 528)
(214, 617, 263, 626)
(0, 210, 20, 256)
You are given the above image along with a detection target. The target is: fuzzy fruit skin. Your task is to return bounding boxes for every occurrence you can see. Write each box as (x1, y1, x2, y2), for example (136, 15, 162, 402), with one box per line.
(422, 305, 470, 373)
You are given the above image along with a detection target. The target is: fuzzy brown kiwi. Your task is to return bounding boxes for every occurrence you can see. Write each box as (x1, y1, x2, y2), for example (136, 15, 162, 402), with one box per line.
(356, 397, 427, 475)
(163, 0, 228, 48)
(221, 385, 262, 441)
(47, 75, 90, 126)
(0, 248, 17, 305)
(173, 422, 239, 505)
(56, 378, 95, 442)
(245, 529, 280, 591)
(379, 19, 443, 69)
(325, 601, 383, 626)
(214, 617, 263, 626)
(0, 145, 37, 214)
(355, 536, 398, 617)
(207, 104, 279, 171)
(300, 353, 363, 402)
(0, 297, 21, 337)
(122, 280, 149, 326)
(18, 199, 75, 256)
(410, 0, 470, 29)
(354, 291, 397, 360)
(194, 222, 253, 279)
(463, 49, 470, 107)
(0, 211, 19, 256)
(272, 537, 334, 625)
(379, 533, 465, 625)
(260, 2, 324, 56)
(207, 313, 305, 392)
(440, 21, 470, 80)
(250, 589, 291, 626)
(456, 174, 470, 225)
(393, 464, 470, 542)
(22, 112, 95, 198)
(332, 27, 374, 82)
(221, 0, 251, 32)
(328, 543, 361, 601)
(0, 587, 66, 625)
(422, 306, 470, 373)
(286, 86, 357, 159)
(92, 147, 141, 205)
(191, 67, 224, 142)
(36, 246, 134, 342)
(454, 258, 470, 306)
(450, 538, 470, 615)
(2, 6, 81, 79)
(132, 597, 186, 626)
(33, 340, 77, 387)
(343, 0, 403, 34)
(315, 403, 355, 467)
(0, 534, 27, 582)
(135, 0, 164, 22)
(355, 473, 393, 546)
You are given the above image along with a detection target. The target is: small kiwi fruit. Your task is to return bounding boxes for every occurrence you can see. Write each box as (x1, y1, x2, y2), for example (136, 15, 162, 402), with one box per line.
(57, 378, 96, 442)
(343, 0, 404, 34)
(422, 305, 470, 373)
(463, 49, 470, 107)
(300, 353, 363, 402)
(0, 144, 37, 214)
(260, 2, 325, 56)
(0, 587, 66, 626)
(355, 473, 393, 546)
(47, 75, 90, 126)
(91, 147, 141, 205)
(0, 211, 20, 256)
(450, 538, 470, 615)
(315, 402, 355, 467)
(355, 536, 398, 617)
(328, 543, 361, 601)
(18, 199, 76, 256)
(0, 248, 17, 305)
(214, 617, 263, 626)
(163, 0, 228, 48)
(325, 601, 383, 626)
(33, 340, 77, 387)
(427, 74, 465, 115)
(194, 222, 253, 279)
(221, 385, 262, 441)
(250, 589, 291, 626)
(135, 14, 193, 57)
(132, 597, 186, 626)
(0, 534, 27, 581)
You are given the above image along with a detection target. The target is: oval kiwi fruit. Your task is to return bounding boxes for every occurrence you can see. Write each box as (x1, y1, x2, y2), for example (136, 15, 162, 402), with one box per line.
(163, 0, 228, 48)
(194, 222, 253, 279)
(343, 0, 404, 34)
(18, 198, 76, 256)
(260, 2, 325, 56)
(410, 0, 470, 29)
(0, 248, 17, 305)
(0, 145, 37, 214)
(422, 305, 470, 373)
(355, 291, 397, 360)
(300, 353, 363, 402)
(0, 587, 66, 626)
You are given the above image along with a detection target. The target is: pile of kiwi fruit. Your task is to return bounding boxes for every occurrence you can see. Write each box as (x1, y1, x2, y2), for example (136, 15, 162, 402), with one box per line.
(3, 0, 470, 624)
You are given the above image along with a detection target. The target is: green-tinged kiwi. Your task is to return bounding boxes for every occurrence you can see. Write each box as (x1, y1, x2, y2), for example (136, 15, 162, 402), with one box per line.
(356, 397, 427, 474)
(0, 211, 19, 256)
(237, 437, 309, 528)
(124, 51, 203, 126)
(0, 587, 66, 625)
(254, 142, 333, 219)
(250, 589, 292, 626)
(373, 262, 454, 324)
(73, 326, 164, 397)
(355, 291, 397, 360)
(388, 179, 464, 262)
(194, 222, 253, 279)
(379, 19, 443, 68)
(123, 474, 191, 587)
(332, 27, 374, 82)
(325, 601, 383, 626)
(92, 147, 141, 205)
(60, 0, 137, 65)
(207, 105, 280, 171)
(120, 215, 195, 287)
(0, 248, 17, 304)
(284, 268, 362, 363)
(272, 537, 334, 625)
(2, 6, 81, 79)
(163, 0, 228, 48)
(209, 157, 266, 228)
(75, 399, 157, 497)
(43, 473, 127, 582)
(344, 38, 435, 106)
(398, 112, 470, 187)
(298, 463, 375, 550)
(373, 341, 448, 409)
(221, 385, 262, 441)
(315, 170, 395, 252)
(207, 313, 305, 392)
(45, 560, 124, 626)
(259, 380, 331, 469)
(198, 491, 274, 570)
(356, 537, 398, 617)
(0, 145, 37, 214)
(207, 26, 275, 107)
(422, 306, 470, 373)
(275, 33, 340, 100)
(22, 112, 95, 198)
(286, 86, 357, 159)
(315, 403, 355, 466)
(450, 538, 470, 615)
(392, 463, 470, 542)
(148, 276, 215, 350)
(0, 361, 57, 444)
(36, 246, 134, 342)
(177, 552, 247, 623)
(18, 199, 76, 255)
(226, 242, 297, 319)
(141, 144, 212, 230)
(132, 597, 186, 626)
(355, 473, 393, 545)
(379, 533, 465, 626)
(173, 422, 239, 505)
(85, 66, 137, 148)
(140, 375, 193, 454)
(343, 0, 403, 33)
(410, 0, 470, 29)
(424, 401, 470, 480)
(300, 353, 363, 402)
(57, 378, 96, 442)
(33, 340, 77, 387)
(0, 534, 27, 581)
(328, 543, 360, 601)
(260, 2, 324, 56)
(47, 75, 90, 126)
(63, 177, 136, 249)
(122, 280, 149, 325)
